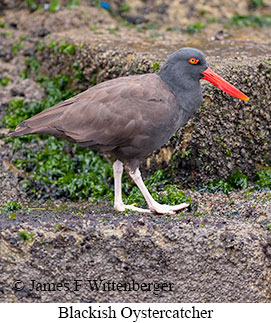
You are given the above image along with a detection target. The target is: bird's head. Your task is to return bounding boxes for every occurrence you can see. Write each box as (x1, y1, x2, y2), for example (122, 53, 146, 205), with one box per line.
(159, 47, 249, 101)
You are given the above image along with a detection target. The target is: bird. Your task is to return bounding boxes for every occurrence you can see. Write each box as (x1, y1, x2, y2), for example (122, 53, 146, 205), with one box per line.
(9, 47, 249, 214)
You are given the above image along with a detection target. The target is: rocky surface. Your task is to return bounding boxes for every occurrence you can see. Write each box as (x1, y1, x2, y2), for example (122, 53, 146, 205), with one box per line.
(0, 1, 271, 302)
(1, 201, 271, 302)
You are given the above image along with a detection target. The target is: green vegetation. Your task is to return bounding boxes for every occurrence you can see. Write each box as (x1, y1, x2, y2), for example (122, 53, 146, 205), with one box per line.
(8, 213, 17, 220)
(149, 32, 165, 39)
(0, 77, 10, 86)
(250, 0, 264, 8)
(48, 0, 60, 12)
(26, 0, 39, 11)
(19, 230, 35, 242)
(186, 22, 205, 34)
(205, 169, 271, 194)
(11, 42, 24, 55)
(4, 31, 14, 38)
(206, 179, 232, 194)
(207, 17, 218, 23)
(67, 0, 81, 9)
(119, 3, 131, 13)
(38, 41, 77, 55)
(256, 169, 271, 188)
(37, 40, 45, 51)
(0, 201, 22, 213)
(0, 201, 23, 218)
(230, 14, 271, 27)
(26, 0, 80, 12)
(107, 27, 120, 35)
(72, 61, 85, 81)
(90, 24, 99, 31)
(15, 138, 114, 201)
(206, 170, 249, 194)
(152, 62, 161, 73)
(58, 42, 76, 55)
(227, 170, 249, 190)
(25, 56, 41, 74)
(0, 22, 6, 28)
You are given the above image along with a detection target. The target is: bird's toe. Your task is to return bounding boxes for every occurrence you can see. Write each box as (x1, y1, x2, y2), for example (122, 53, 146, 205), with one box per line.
(114, 203, 151, 213)
(150, 202, 189, 215)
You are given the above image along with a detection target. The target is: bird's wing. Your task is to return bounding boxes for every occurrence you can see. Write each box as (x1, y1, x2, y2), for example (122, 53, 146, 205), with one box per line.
(11, 74, 178, 149)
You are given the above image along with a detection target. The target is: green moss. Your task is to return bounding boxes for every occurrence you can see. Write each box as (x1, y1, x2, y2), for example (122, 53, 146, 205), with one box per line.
(67, 0, 81, 9)
(37, 40, 45, 51)
(25, 57, 40, 74)
(91, 76, 97, 85)
(46, 41, 58, 52)
(256, 169, 271, 188)
(207, 179, 232, 194)
(146, 22, 160, 30)
(107, 27, 120, 35)
(26, 0, 39, 11)
(149, 33, 164, 39)
(0, 201, 22, 212)
(193, 212, 204, 217)
(0, 22, 6, 28)
(0, 77, 10, 86)
(119, 3, 131, 13)
(3, 99, 42, 129)
(53, 223, 62, 230)
(207, 17, 218, 23)
(8, 213, 17, 220)
(228, 170, 249, 190)
(180, 148, 192, 160)
(4, 31, 14, 38)
(250, 0, 264, 8)
(186, 22, 205, 34)
(205, 170, 248, 194)
(230, 14, 271, 27)
(58, 41, 69, 51)
(11, 42, 24, 55)
(48, 0, 60, 12)
(152, 62, 161, 73)
(90, 24, 99, 31)
(19, 231, 35, 242)
(20, 69, 28, 79)
(58, 42, 76, 55)
(63, 44, 76, 55)
(72, 61, 85, 81)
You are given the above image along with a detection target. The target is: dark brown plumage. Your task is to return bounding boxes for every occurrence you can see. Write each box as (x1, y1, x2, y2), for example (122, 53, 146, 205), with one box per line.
(13, 75, 181, 170)
(10, 47, 249, 214)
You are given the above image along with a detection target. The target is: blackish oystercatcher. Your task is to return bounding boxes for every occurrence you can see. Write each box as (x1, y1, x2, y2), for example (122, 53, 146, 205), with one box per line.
(10, 48, 249, 214)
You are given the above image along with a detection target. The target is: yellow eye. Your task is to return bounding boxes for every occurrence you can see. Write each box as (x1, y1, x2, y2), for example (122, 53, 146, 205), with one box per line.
(189, 58, 199, 65)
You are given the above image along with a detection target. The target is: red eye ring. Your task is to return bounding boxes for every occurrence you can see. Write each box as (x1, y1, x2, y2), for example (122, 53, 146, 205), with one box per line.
(189, 58, 199, 65)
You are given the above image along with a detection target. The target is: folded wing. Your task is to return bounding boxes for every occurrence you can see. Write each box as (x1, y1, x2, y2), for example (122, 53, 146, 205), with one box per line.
(10, 74, 178, 153)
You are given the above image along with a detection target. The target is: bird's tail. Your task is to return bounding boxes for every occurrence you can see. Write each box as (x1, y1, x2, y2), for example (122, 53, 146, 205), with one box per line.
(8, 99, 74, 139)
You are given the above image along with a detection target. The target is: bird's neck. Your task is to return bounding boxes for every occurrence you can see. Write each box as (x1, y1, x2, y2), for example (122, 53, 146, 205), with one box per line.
(157, 65, 202, 113)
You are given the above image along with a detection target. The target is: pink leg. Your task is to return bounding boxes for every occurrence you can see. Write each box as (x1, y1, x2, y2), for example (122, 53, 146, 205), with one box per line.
(128, 168, 189, 215)
(113, 160, 151, 213)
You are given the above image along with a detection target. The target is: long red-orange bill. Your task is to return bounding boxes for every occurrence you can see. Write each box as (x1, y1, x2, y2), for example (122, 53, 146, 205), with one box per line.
(202, 67, 249, 101)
